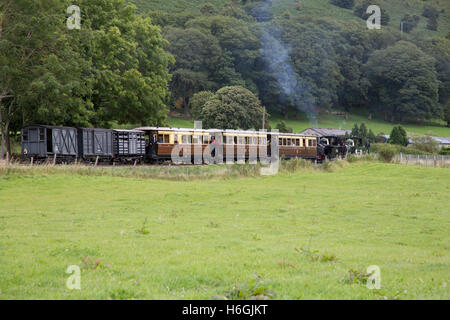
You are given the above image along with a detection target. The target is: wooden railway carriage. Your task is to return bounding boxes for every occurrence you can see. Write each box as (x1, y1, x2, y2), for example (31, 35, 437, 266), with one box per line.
(135, 127, 320, 162)
(277, 133, 318, 160)
(21, 125, 78, 160)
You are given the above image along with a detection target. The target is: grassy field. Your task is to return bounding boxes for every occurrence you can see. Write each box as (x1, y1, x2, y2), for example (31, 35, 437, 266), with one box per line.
(168, 113, 450, 137)
(0, 161, 449, 299)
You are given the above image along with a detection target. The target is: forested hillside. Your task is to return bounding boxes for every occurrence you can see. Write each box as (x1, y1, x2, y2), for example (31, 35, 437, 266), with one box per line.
(130, 0, 450, 36)
(130, 0, 450, 127)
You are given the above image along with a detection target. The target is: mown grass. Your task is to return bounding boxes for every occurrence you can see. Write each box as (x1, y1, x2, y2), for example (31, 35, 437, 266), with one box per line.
(0, 161, 448, 299)
(168, 112, 450, 137)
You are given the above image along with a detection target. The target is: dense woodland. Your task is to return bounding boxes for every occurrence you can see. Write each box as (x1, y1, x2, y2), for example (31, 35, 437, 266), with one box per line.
(1, 0, 450, 157)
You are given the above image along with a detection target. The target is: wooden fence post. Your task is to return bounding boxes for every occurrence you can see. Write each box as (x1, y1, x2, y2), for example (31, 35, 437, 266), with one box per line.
(30, 157, 34, 167)
(53, 154, 57, 166)
(95, 156, 99, 167)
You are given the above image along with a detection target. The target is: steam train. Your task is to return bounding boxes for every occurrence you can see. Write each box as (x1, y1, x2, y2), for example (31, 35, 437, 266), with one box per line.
(20, 125, 348, 164)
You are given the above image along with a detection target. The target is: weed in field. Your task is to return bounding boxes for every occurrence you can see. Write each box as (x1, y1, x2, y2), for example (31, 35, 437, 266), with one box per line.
(108, 288, 140, 300)
(295, 247, 339, 263)
(206, 221, 220, 228)
(347, 269, 372, 285)
(223, 275, 277, 300)
(137, 218, 150, 235)
(278, 258, 297, 269)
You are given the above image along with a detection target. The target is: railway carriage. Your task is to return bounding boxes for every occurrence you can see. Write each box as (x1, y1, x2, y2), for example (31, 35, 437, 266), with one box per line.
(135, 127, 320, 163)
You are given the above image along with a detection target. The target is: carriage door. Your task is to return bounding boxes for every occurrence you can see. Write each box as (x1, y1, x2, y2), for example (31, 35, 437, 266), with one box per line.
(94, 131, 105, 155)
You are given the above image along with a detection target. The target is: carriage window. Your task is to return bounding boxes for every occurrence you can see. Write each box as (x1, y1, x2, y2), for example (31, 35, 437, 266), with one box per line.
(164, 135, 170, 143)
(23, 129, 28, 142)
(287, 138, 291, 146)
(303, 139, 306, 146)
(203, 135, 210, 144)
(174, 135, 179, 143)
(158, 135, 164, 143)
(263, 138, 267, 145)
(308, 139, 313, 147)
(313, 140, 317, 147)
(279, 138, 282, 145)
(253, 137, 257, 145)
(296, 139, 300, 146)
(283, 138, 287, 146)
(193, 136, 199, 144)
(234, 136, 238, 144)
(39, 128, 45, 141)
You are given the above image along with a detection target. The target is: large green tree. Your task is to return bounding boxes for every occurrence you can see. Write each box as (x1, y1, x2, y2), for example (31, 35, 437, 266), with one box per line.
(0, 0, 173, 157)
(365, 41, 440, 122)
(200, 86, 266, 129)
(0, 0, 91, 158)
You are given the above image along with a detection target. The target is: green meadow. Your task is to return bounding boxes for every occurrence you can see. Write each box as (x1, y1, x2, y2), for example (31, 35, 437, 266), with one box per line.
(168, 113, 450, 137)
(0, 161, 449, 299)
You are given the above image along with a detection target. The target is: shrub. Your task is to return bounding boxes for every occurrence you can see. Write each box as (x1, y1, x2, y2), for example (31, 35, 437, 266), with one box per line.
(439, 147, 450, 156)
(377, 144, 397, 162)
(330, 0, 355, 10)
(409, 135, 440, 154)
(388, 126, 408, 146)
(275, 121, 293, 133)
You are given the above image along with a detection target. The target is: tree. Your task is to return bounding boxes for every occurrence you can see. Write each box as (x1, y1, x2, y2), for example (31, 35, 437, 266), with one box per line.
(164, 27, 222, 115)
(189, 91, 214, 120)
(427, 17, 438, 31)
(200, 3, 218, 16)
(351, 123, 360, 139)
(77, 0, 174, 126)
(444, 100, 450, 127)
(330, 0, 355, 10)
(359, 123, 368, 142)
(275, 121, 293, 133)
(401, 14, 420, 33)
(200, 86, 266, 129)
(388, 126, 408, 146)
(365, 41, 440, 122)
(0, 0, 90, 158)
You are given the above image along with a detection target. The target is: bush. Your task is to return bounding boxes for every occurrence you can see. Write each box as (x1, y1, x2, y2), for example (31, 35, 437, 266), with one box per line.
(331, 0, 355, 10)
(275, 121, 293, 133)
(376, 144, 397, 162)
(388, 126, 408, 146)
(409, 135, 440, 154)
(440, 147, 450, 156)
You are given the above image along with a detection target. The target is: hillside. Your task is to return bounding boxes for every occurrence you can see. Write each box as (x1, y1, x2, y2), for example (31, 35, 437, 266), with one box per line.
(130, 0, 450, 36)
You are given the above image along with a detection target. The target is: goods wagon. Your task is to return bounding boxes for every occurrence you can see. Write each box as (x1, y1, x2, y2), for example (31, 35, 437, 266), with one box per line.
(21, 125, 78, 160)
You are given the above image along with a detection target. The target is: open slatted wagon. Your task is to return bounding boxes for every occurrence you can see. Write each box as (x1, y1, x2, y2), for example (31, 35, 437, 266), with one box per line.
(112, 129, 146, 163)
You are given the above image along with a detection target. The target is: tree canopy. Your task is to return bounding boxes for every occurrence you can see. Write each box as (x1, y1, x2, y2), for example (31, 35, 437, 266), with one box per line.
(200, 86, 266, 130)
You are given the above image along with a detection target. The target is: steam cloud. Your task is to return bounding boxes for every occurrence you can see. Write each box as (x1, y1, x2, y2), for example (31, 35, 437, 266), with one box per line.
(257, 1, 318, 124)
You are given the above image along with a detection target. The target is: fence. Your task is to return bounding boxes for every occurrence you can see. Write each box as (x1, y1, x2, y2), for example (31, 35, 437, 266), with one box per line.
(393, 153, 450, 168)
